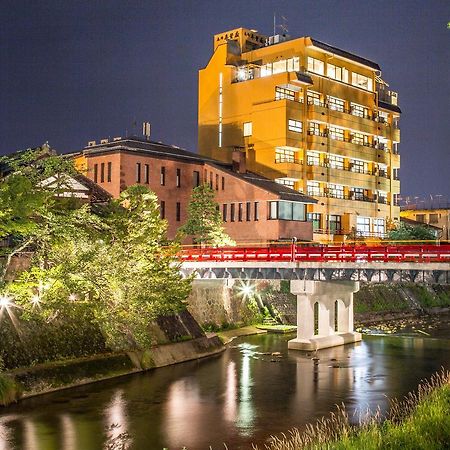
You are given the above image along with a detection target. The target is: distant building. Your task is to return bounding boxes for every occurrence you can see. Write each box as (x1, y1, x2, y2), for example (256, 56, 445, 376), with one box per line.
(401, 201, 450, 240)
(72, 137, 316, 243)
(198, 27, 401, 242)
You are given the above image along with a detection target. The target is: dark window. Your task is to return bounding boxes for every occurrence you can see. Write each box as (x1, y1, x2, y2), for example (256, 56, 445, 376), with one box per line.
(176, 202, 181, 221)
(222, 177, 225, 190)
(238, 203, 243, 221)
(246, 202, 251, 221)
(327, 215, 342, 233)
(160, 201, 165, 219)
(254, 202, 259, 221)
(93, 164, 98, 183)
(230, 203, 235, 222)
(193, 171, 200, 187)
(136, 163, 141, 183)
(160, 167, 166, 186)
(107, 162, 112, 182)
(209, 172, 213, 188)
(176, 168, 181, 187)
(307, 213, 321, 230)
(144, 164, 149, 184)
(429, 214, 439, 224)
(416, 214, 425, 223)
(215, 174, 219, 190)
(100, 163, 105, 183)
(223, 204, 227, 222)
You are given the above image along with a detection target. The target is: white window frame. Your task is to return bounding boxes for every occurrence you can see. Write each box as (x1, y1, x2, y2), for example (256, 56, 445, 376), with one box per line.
(243, 122, 252, 137)
(307, 57, 324, 75)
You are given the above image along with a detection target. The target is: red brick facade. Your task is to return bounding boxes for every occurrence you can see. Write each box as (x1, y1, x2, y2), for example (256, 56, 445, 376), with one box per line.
(75, 139, 314, 243)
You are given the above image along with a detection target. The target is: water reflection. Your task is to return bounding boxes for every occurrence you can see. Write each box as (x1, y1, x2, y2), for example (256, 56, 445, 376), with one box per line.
(104, 390, 129, 448)
(0, 329, 449, 450)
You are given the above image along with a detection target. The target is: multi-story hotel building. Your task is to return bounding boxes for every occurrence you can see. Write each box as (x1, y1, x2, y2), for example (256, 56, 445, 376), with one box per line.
(72, 137, 316, 243)
(198, 27, 401, 242)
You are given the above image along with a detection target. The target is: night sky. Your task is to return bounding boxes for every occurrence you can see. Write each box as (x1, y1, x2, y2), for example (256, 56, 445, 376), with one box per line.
(1, 0, 449, 198)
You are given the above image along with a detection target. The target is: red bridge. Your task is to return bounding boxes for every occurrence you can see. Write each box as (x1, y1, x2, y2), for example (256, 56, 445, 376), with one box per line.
(181, 243, 450, 264)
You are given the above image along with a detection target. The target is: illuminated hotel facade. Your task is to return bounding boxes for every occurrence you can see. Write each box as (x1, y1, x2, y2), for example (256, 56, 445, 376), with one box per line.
(199, 27, 401, 242)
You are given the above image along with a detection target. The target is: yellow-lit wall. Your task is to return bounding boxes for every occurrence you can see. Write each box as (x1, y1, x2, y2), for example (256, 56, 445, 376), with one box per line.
(199, 28, 401, 242)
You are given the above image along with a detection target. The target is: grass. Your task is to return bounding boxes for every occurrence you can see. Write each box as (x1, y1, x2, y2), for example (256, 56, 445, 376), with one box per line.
(254, 368, 450, 450)
(0, 372, 21, 406)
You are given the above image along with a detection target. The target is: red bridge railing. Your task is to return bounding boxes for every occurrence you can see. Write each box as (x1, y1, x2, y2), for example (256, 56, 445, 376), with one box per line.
(180, 244, 450, 264)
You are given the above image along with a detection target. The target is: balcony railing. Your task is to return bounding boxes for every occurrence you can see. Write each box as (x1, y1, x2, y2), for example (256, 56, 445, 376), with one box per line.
(306, 161, 389, 178)
(307, 100, 397, 128)
(307, 130, 389, 151)
(275, 157, 302, 164)
(308, 191, 390, 204)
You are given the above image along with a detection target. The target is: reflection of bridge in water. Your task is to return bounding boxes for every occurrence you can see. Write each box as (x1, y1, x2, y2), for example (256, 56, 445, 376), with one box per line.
(181, 245, 450, 351)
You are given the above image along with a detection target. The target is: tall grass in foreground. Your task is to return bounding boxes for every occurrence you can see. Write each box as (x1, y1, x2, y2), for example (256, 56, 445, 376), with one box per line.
(255, 368, 450, 450)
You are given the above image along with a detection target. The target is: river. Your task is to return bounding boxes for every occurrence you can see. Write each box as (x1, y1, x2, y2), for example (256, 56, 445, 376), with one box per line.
(1, 315, 450, 450)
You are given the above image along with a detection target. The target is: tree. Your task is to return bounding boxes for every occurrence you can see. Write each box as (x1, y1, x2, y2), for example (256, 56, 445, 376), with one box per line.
(8, 185, 192, 350)
(181, 183, 235, 247)
(0, 145, 77, 286)
(387, 222, 437, 241)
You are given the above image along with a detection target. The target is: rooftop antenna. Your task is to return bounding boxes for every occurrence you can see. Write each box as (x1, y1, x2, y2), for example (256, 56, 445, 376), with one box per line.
(273, 12, 276, 37)
(279, 15, 289, 35)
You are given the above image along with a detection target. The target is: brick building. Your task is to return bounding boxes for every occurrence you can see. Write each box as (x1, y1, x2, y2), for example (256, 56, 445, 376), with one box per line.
(72, 137, 316, 243)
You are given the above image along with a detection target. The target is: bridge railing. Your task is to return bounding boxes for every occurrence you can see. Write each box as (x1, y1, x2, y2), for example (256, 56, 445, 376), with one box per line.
(180, 244, 450, 263)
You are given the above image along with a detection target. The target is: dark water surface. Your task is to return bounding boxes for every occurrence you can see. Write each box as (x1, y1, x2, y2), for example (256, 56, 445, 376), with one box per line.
(1, 318, 450, 450)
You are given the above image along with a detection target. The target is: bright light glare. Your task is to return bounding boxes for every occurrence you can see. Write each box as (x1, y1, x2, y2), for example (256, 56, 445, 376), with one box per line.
(0, 295, 12, 308)
(238, 281, 255, 299)
(68, 293, 77, 302)
(31, 295, 41, 306)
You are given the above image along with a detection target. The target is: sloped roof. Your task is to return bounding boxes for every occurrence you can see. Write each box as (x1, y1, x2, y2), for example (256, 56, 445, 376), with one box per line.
(80, 137, 317, 204)
(310, 39, 380, 71)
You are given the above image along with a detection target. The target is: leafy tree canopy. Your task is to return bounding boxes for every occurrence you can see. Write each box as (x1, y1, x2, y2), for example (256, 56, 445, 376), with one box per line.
(387, 222, 437, 241)
(181, 183, 235, 247)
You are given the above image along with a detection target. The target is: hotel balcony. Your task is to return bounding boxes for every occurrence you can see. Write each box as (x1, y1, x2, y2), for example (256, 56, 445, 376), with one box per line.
(306, 132, 391, 166)
(307, 102, 400, 141)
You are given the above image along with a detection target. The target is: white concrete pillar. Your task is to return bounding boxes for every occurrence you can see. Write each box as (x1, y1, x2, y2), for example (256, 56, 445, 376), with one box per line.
(288, 280, 361, 351)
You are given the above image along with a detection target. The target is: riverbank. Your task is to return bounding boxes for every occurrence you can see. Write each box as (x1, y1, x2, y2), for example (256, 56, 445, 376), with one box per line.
(257, 369, 450, 450)
(0, 334, 224, 405)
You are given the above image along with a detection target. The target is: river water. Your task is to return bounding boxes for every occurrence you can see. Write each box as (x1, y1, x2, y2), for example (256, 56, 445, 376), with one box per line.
(1, 316, 450, 450)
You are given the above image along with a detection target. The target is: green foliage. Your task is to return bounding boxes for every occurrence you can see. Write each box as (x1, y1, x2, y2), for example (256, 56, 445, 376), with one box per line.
(180, 183, 235, 246)
(387, 222, 437, 242)
(354, 284, 410, 313)
(7, 185, 192, 351)
(0, 372, 21, 406)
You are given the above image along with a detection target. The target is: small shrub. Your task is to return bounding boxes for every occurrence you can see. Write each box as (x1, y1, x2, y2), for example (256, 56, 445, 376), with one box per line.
(0, 373, 21, 406)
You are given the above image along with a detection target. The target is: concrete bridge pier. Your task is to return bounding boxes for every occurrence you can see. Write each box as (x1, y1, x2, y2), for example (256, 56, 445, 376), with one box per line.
(288, 280, 362, 351)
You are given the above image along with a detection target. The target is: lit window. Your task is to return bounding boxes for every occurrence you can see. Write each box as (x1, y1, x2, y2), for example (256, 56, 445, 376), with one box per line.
(353, 187, 364, 200)
(351, 159, 368, 174)
(308, 122, 321, 136)
(275, 147, 296, 163)
(327, 96, 345, 112)
(356, 216, 371, 236)
(350, 102, 369, 118)
(377, 190, 388, 204)
(287, 56, 300, 72)
(351, 72, 373, 91)
(307, 151, 320, 166)
(275, 86, 295, 101)
(327, 63, 349, 83)
(307, 90, 321, 105)
(307, 181, 321, 196)
(328, 183, 344, 199)
(275, 178, 295, 188)
(288, 119, 302, 133)
(352, 132, 369, 146)
(328, 126, 345, 141)
(328, 155, 344, 170)
(373, 218, 385, 235)
(160, 167, 165, 186)
(144, 164, 149, 184)
(307, 57, 324, 75)
(272, 59, 287, 74)
(243, 122, 252, 137)
(176, 168, 181, 187)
